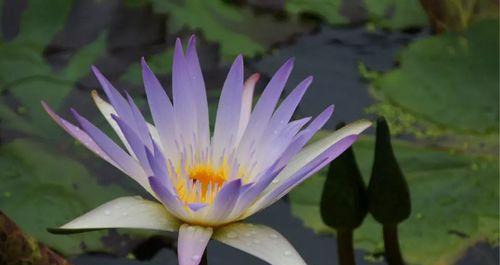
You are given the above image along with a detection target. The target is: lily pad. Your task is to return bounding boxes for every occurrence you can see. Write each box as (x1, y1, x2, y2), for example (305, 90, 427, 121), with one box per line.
(149, 0, 311, 60)
(0, 0, 107, 138)
(371, 19, 499, 134)
(0, 139, 133, 255)
(289, 136, 499, 265)
(285, 0, 428, 29)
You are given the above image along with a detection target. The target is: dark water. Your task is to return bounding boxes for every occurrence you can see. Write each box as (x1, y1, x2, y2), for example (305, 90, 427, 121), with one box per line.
(2, 0, 498, 264)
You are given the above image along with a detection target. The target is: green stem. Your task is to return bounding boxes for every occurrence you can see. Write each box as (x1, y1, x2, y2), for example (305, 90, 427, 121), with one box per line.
(337, 229, 356, 265)
(383, 224, 405, 265)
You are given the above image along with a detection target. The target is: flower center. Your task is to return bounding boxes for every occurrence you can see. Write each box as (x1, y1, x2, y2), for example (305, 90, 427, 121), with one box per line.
(188, 164, 227, 191)
(174, 164, 228, 205)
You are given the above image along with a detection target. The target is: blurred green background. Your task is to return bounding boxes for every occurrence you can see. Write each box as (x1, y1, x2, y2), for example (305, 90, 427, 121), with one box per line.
(0, 0, 498, 265)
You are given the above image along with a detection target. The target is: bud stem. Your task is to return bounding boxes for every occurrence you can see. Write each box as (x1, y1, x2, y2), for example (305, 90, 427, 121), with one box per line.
(383, 224, 405, 265)
(337, 228, 356, 265)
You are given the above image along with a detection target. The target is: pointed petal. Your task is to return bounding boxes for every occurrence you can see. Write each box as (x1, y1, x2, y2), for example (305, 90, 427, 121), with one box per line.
(49, 196, 180, 234)
(272, 119, 371, 191)
(141, 58, 178, 161)
(266, 76, 312, 134)
(237, 73, 259, 143)
(173, 38, 197, 149)
(186, 35, 210, 150)
(212, 55, 244, 157)
(91, 66, 137, 131)
(214, 223, 306, 265)
(178, 224, 213, 265)
(71, 109, 151, 193)
(254, 135, 359, 212)
(207, 179, 242, 221)
(42, 101, 118, 169)
(149, 176, 187, 218)
(91, 90, 134, 156)
(237, 59, 294, 161)
(112, 114, 153, 176)
(92, 91, 161, 155)
(276, 105, 334, 168)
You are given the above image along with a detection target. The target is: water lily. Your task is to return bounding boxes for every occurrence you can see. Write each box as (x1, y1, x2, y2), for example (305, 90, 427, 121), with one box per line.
(43, 35, 370, 265)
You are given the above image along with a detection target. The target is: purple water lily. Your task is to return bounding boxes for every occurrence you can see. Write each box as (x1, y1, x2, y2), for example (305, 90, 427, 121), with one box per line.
(43, 35, 370, 265)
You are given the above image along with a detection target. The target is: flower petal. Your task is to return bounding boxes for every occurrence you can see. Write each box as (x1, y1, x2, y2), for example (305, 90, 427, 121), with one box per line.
(92, 90, 160, 155)
(213, 223, 306, 265)
(141, 58, 178, 161)
(271, 119, 371, 191)
(178, 224, 213, 265)
(41, 101, 118, 169)
(237, 59, 294, 163)
(48, 196, 180, 234)
(173, 38, 197, 149)
(186, 35, 210, 150)
(212, 55, 244, 158)
(71, 109, 150, 193)
(237, 73, 260, 143)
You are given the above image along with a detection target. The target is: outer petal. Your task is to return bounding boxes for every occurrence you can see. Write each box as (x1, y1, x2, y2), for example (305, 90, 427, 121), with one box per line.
(41, 101, 118, 169)
(48, 196, 180, 234)
(71, 109, 150, 194)
(213, 223, 306, 265)
(177, 224, 213, 265)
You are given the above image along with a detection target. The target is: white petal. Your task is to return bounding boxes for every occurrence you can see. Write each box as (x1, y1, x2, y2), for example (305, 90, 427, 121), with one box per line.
(213, 223, 306, 265)
(50, 196, 180, 233)
(92, 91, 162, 153)
(178, 224, 213, 265)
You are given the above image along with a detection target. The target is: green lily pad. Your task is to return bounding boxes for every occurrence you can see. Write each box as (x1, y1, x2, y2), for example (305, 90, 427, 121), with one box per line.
(365, 0, 428, 29)
(285, 0, 346, 25)
(149, 0, 310, 60)
(0, 139, 133, 255)
(0, 0, 107, 138)
(285, 0, 428, 29)
(289, 136, 499, 265)
(371, 19, 499, 134)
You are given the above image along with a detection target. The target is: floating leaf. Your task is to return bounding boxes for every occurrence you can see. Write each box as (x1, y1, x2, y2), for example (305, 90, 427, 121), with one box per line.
(0, 139, 137, 255)
(285, 0, 346, 25)
(289, 136, 499, 265)
(371, 19, 499, 134)
(364, 0, 428, 29)
(150, 0, 310, 60)
(284, 0, 428, 29)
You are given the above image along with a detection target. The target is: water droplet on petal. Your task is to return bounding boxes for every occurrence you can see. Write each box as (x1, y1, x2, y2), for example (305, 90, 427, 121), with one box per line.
(269, 234, 278, 239)
(121, 212, 128, 216)
(226, 232, 237, 239)
(191, 255, 200, 261)
(252, 239, 260, 244)
(284, 250, 292, 256)
(272, 178, 280, 184)
(104, 210, 111, 215)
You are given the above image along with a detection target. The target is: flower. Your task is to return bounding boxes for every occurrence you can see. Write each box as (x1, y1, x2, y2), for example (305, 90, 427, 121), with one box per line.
(43, 35, 371, 265)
